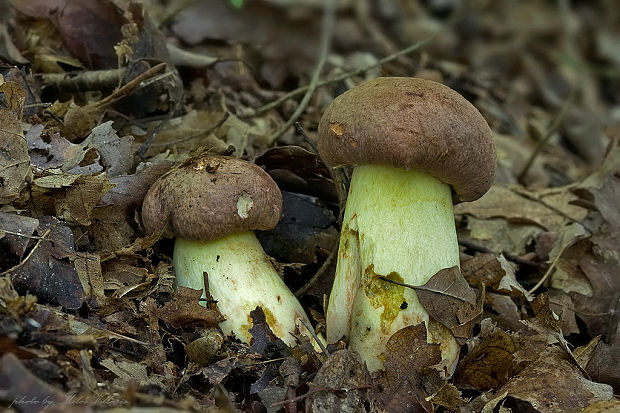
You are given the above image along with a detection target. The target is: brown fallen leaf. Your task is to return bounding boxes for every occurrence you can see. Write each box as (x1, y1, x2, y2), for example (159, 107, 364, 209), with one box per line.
(248, 306, 287, 356)
(0, 81, 29, 205)
(455, 184, 586, 233)
(586, 328, 620, 393)
(482, 347, 613, 412)
(454, 320, 522, 391)
(374, 323, 442, 413)
(306, 349, 371, 413)
(461, 253, 532, 300)
(54, 173, 114, 226)
(155, 286, 224, 328)
(0, 211, 39, 258)
(9, 216, 86, 310)
(11, 0, 125, 69)
(413, 266, 483, 342)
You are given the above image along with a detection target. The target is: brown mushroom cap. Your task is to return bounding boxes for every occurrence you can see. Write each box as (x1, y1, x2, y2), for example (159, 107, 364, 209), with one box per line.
(318, 77, 496, 202)
(142, 156, 282, 241)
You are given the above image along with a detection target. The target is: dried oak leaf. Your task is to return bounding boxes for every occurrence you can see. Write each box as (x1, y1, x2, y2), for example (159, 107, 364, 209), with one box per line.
(54, 173, 114, 226)
(414, 266, 483, 342)
(306, 349, 371, 413)
(0, 81, 29, 205)
(100, 357, 166, 390)
(374, 323, 442, 413)
(482, 347, 613, 413)
(155, 286, 224, 327)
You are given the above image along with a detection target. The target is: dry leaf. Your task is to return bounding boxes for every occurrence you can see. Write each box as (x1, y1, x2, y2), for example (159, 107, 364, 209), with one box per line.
(374, 323, 442, 413)
(0, 81, 29, 204)
(306, 349, 370, 413)
(415, 266, 483, 342)
(155, 286, 224, 327)
(10, 216, 86, 310)
(482, 347, 613, 412)
(454, 322, 522, 391)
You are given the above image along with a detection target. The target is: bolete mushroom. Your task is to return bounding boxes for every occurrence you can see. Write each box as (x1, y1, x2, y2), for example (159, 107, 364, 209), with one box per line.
(318, 77, 496, 373)
(142, 155, 312, 345)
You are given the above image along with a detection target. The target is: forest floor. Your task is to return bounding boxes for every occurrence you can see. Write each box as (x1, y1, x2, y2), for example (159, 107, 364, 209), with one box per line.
(0, 0, 618, 412)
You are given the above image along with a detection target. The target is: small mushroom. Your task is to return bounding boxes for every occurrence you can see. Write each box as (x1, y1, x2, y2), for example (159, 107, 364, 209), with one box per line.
(142, 155, 312, 345)
(318, 77, 496, 373)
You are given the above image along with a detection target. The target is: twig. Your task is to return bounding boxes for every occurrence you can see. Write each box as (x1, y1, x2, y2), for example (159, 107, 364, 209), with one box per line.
(242, 4, 465, 118)
(458, 238, 544, 269)
(528, 235, 583, 294)
(85, 62, 168, 111)
(0, 228, 52, 276)
(298, 319, 329, 358)
(295, 246, 337, 298)
(517, 83, 578, 183)
(271, 384, 371, 408)
(150, 112, 230, 147)
(266, 0, 335, 142)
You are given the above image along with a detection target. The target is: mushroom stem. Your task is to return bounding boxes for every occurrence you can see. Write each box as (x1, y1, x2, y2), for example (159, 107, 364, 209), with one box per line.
(173, 230, 311, 345)
(326, 164, 460, 373)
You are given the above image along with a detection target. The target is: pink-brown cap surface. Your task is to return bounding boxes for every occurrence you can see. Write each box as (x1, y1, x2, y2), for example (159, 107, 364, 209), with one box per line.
(318, 77, 496, 202)
(142, 156, 282, 241)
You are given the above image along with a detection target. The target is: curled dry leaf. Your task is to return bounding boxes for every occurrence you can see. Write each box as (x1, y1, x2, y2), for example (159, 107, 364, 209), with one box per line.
(248, 306, 287, 356)
(0, 81, 29, 205)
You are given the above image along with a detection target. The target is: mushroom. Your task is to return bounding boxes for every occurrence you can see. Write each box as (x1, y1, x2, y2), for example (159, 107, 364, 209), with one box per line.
(318, 77, 496, 373)
(142, 155, 312, 345)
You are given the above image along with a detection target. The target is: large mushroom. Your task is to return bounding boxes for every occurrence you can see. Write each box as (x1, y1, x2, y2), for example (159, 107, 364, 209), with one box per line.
(142, 155, 312, 345)
(318, 77, 496, 373)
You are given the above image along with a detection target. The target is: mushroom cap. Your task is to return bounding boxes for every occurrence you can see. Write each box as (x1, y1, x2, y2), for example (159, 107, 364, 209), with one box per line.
(318, 77, 496, 202)
(142, 156, 282, 241)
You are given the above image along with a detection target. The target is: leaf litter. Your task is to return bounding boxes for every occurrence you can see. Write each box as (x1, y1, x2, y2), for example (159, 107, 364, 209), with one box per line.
(0, 0, 618, 411)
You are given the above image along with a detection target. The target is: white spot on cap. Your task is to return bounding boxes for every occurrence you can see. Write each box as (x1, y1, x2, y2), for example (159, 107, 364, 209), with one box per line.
(236, 193, 253, 219)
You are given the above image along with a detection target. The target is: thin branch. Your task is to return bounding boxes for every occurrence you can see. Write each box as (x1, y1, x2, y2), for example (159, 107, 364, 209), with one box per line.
(266, 0, 336, 142)
(295, 246, 337, 298)
(150, 113, 230, 147)
(242, 5, 465, 118)
(458, 238, 545, 269)
(517, 83, 579, 183)
(271, 384, 371, 408)
(0, 228, 52, 276)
